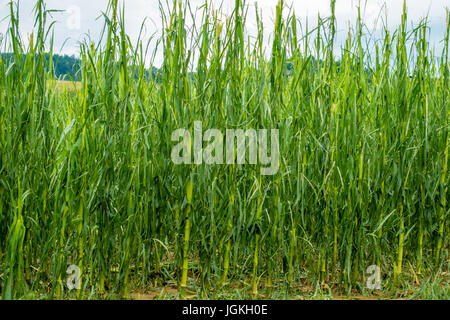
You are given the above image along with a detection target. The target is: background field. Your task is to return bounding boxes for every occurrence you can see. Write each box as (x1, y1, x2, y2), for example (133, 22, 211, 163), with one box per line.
(0, 0, 448, 299)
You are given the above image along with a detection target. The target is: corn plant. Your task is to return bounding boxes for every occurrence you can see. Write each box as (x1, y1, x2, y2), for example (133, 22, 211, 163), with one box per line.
(0, 0, 448, 299)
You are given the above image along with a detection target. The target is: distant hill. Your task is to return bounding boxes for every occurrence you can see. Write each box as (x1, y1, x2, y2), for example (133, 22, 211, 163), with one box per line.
(1, 53, 82, 81)
(1, 53, 164, 83)
(2, 53, 338, 83)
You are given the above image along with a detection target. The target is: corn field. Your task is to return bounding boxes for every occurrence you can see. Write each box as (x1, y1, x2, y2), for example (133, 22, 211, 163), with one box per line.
(0, 0, 448, 299)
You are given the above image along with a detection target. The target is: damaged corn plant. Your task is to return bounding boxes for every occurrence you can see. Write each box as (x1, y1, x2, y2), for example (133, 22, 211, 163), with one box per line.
(0, 0, 448, 299)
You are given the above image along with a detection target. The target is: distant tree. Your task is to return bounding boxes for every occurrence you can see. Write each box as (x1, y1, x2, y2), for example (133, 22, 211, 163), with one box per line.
(1, 52, 164, 83)
(1, 53, 81, 80)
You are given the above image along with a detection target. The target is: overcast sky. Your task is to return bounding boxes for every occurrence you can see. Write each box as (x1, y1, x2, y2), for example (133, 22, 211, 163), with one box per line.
(0, 0, 448, 66)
